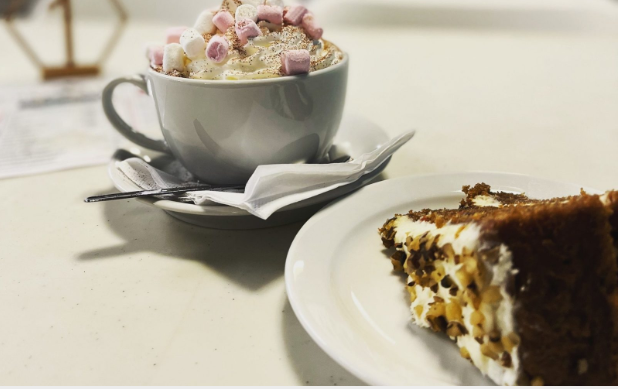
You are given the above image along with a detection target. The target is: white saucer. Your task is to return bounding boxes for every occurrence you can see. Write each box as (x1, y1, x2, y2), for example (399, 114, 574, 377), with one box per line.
(108, 113, 391, 229)
(285, 172, 600, 385)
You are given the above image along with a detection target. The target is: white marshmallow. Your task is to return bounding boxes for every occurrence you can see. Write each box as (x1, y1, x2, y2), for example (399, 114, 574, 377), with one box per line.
(241, 0, 263, 6)
(235, 4, 258, 22)
(194, 10, 216, 35)
(264, 0, 284, 7)
(180, 28, 206, 60)
(163, 43, 185, 73)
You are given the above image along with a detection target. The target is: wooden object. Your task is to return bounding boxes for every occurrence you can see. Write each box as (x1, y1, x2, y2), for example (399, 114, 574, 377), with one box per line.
(3, 0, 127, 80)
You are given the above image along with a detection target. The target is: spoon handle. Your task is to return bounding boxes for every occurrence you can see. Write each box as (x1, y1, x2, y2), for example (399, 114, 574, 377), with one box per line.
(84, 185, 244, 203)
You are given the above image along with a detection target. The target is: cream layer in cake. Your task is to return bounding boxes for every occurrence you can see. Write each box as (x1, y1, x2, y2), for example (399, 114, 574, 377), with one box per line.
(388, 217, 520, 385)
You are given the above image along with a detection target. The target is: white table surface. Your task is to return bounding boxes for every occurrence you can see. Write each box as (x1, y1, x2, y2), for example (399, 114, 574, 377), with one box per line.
(1, 0, 618, 385)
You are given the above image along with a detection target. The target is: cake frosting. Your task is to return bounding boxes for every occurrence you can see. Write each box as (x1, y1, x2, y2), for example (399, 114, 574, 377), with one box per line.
(391, 218, 520, 386)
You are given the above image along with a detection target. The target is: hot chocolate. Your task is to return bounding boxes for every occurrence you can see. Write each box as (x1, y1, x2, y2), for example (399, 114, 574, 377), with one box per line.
(146, 0, 343, 80)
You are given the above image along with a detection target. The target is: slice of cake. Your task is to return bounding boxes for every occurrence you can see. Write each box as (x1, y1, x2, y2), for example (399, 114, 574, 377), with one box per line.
(602, 191, 618, 251)
(461, 183, 618, 255)
(379, 185, 618, 385)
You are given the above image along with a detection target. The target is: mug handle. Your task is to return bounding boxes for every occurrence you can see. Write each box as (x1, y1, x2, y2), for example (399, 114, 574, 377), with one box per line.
(102, 74, 170, 153)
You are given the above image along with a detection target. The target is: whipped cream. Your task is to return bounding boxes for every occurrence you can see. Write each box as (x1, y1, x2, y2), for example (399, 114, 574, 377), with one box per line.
(188, 26, 342, 80)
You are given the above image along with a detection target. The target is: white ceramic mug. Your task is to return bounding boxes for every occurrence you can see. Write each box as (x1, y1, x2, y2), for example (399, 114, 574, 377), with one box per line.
(102, 55, 349, 185)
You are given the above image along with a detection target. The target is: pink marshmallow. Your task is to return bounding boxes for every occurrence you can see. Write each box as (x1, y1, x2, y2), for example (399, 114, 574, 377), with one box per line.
(206, 35, 230, 63)
(166, 26, 188, 44)
(213, 10, 235, 32)
(283, 5, 308, 26)
(235, 19, 262, 45)
(149, 45, 164, 66)
(257, 5, 283, 25)
(301, 13, 323, 40)
(281, 50, 310, 76)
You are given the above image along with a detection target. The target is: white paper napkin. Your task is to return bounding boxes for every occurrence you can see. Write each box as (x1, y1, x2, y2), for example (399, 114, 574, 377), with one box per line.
(115, 131, 415, 219)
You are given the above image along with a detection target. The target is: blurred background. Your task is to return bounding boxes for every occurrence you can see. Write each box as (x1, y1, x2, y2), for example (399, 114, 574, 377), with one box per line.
(3, 0, 618, 80)
(1, 0, 618, 183)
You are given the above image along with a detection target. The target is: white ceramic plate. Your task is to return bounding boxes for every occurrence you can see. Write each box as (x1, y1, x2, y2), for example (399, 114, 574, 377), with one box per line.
(285, 172, 600, 385)
(107, 113, 392, 229)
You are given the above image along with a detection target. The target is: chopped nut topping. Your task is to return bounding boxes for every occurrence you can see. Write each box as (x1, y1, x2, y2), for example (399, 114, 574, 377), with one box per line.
(463, 289, 481, 309)
(470, 310, 485, 326)
(442, 243, 455, 262)
(427, 315, 447, 332)
(381, 237, 395, 248)
(446, 321, 468, 338)
(431, 263, 445, 282)
(408, 236, 421, 252)
(455, 268, 472, 288)
(460, 347, 471, 360)
(531, 376, 544, 386)
(488, 340, 504, 354)
(501, 335, 515, 353)
(482, 285, 502, 304)
(500, 352, 512, 368)
(440, 275, 453, 288)
(445, 302, 463, 322)
(423, 234, 436, 250)
(463, 256, 478, 274)
(427, 302, 445, 317)
(390, 258, 404, 272)
(406, 286, 417, 303)
(507, 332, 520, 346)
(473, 325, 485, 340)
(480, 343, 499, 360)
(488, 330, 501, 342)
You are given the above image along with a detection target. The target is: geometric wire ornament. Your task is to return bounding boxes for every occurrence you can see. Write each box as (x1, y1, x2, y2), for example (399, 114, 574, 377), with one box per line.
(3, 0, 127, 80)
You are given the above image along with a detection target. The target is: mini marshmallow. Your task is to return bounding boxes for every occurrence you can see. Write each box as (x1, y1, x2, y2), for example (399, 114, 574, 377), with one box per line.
(163, 43, 185, 73)
(194, 10, 216, 35)
(149, 45, 164, 66)
(265, 0, 284, 7)
(281, 49, 310, 76)
(213, 10, 235, 32)
(301, 13, 323, 40)
(180, 28, 206, 59)
(257, 5, 283, 24)
(235, 19, 262, 45)
(235, 4, 258, 22)
(206, 35, 230, 63)
(283, 5, 307, 25)
(166, 26, 187, 44)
